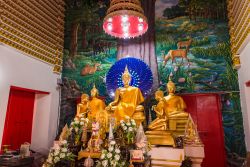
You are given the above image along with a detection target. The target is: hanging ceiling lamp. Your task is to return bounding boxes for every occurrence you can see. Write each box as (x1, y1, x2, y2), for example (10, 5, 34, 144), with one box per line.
(103, 0, 148, 39)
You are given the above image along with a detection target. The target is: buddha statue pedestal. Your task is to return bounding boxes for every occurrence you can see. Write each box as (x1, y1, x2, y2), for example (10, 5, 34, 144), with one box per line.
(148, 146, 184, 167)
(145, 131, 175, 147)
(169, 115, 189, 136)
(184, 145, 205, 167)
(78, 151, 101, 160)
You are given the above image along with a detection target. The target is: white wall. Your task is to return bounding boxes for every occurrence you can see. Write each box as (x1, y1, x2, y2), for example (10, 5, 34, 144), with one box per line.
(0, 44, 60, 153)
(238, 41, 250, 152)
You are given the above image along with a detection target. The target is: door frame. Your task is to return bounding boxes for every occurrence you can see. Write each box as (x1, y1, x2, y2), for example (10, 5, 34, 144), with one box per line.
(1, 86, 49, 151)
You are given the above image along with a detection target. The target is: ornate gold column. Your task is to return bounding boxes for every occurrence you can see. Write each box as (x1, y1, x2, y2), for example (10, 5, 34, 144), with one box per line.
(0, 0, 65, 73)
(227, 0, 250, 69)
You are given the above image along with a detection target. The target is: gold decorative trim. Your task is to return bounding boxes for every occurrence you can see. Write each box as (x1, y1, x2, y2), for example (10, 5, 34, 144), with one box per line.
(227, 0, 250, 69)
(0, 0, 65, 73)
(232, 54, 241, 69)
(151, 158, 182, 163)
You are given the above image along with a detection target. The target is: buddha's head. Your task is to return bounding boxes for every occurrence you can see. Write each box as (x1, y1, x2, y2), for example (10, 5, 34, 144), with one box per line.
(155, 90, 164, 101)
(91, 84, 98, 97)
(167, 79, 176, 94)
(122, 66, 131, 87)
(81, 94, 89, 103)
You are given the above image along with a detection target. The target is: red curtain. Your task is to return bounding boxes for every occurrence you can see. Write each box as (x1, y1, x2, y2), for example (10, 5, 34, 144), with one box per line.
(182, 93, 226, 167)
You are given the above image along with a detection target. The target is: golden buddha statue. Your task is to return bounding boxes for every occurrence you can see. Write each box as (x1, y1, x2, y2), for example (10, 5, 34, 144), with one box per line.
(148, 90, 168, 130)
(88, 84, 106, 120)
(164, 79, 188, 117)
(163, 78, 189, 131)
(76, 93, 90, 118)
(146, 78, 189, 146)
(106, 66, 145, 125)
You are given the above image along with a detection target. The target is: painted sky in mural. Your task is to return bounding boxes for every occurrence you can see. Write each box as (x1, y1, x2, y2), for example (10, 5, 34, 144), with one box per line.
(155, 0, 178, 17)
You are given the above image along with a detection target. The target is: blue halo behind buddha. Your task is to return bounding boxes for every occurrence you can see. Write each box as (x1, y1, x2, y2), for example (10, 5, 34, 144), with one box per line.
(106, 57, 153, 99)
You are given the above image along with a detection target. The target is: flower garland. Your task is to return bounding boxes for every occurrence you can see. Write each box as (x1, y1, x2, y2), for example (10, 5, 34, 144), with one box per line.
(42, 140, 75, 167)
(70, 115, 88, 143)
(97, 140, 126, 167)
(120, 116, 137, 144)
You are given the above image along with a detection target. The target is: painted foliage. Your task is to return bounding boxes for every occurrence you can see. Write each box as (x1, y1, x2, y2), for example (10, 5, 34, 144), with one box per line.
(61, 0, 246, 164)
(155, 0, 246, 163)
(61, 0, 117, 131)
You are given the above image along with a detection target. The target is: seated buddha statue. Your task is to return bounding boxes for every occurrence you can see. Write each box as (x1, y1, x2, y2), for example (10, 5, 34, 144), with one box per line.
(106, 66, 145, 125)
(88, 84, 106, 121)
(76, 93, 90, 118)
(163, 78, 189, 130)
(146, 78, 189, 146)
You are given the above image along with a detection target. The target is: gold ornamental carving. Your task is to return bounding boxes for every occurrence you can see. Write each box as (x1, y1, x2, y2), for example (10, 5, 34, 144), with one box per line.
(0, 0, 65, 73)
(227, 0, 250, 69)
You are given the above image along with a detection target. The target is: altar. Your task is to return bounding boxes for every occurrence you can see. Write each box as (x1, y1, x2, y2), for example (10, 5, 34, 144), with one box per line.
(149, 146, 184, 167)
(43, 58, 205, 167)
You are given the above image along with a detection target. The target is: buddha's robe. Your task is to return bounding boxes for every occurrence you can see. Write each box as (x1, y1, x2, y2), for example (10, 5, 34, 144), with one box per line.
(164, 95, 187, 117)
(76, 102, 89, 117)
(88, 97, 106, 119)
(113, 86, 144, 121)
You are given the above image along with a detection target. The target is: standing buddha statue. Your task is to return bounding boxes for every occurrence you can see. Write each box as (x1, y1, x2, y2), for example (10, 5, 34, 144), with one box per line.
(88, 85, 107, 138)
(88, 84, 106, 121)
(106, 66, 145, 125)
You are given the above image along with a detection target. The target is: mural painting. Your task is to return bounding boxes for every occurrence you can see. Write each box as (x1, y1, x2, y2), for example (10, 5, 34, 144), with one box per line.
(155, 0, 246, 164)
(60, 0, 246, 165)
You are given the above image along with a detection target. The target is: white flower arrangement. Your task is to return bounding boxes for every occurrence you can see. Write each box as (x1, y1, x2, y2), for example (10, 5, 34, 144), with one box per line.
(42, 141, 75, 167)
(120, 117, 137, 144)
(96, 141, 126, 167)
(70, 115, 88, 135)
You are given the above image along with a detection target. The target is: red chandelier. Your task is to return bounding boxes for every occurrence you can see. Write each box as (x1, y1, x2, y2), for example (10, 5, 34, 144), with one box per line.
(103, 0, 148, 39)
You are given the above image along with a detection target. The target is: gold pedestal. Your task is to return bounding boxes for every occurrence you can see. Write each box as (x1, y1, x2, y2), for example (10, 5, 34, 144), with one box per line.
(78, 151, 101, 160)
(169, 117, 188, 132)
(146, 131, 175, 147)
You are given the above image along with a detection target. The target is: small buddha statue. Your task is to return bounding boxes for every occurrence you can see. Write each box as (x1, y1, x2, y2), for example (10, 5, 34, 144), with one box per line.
(148, 90, 168, 130)
(164, 78, 189, 130)
(106, 66, 145, 125)
(88, 84, 106, 121)
(76, 94, 90, 118)
(164, 78, 188, 118)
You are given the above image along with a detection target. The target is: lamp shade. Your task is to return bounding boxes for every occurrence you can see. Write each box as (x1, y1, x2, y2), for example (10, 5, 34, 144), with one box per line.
(103, 0, 148, 39)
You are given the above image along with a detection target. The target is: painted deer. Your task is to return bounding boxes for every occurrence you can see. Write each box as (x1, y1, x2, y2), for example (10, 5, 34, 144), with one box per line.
(81, 63, 101, 76)
(177, 38, 192, 51)
(163, 49, 188, 65)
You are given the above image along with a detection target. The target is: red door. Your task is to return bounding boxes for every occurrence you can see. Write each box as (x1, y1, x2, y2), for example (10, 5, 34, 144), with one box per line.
(182, 93, 226, 167)
(1, 87, 35, 150)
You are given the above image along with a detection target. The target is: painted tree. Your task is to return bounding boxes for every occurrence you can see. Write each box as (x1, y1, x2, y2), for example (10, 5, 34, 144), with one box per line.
(117, 0, 159, 91)
(178, 0, 227, 20)
(65, 0, 99, 57)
